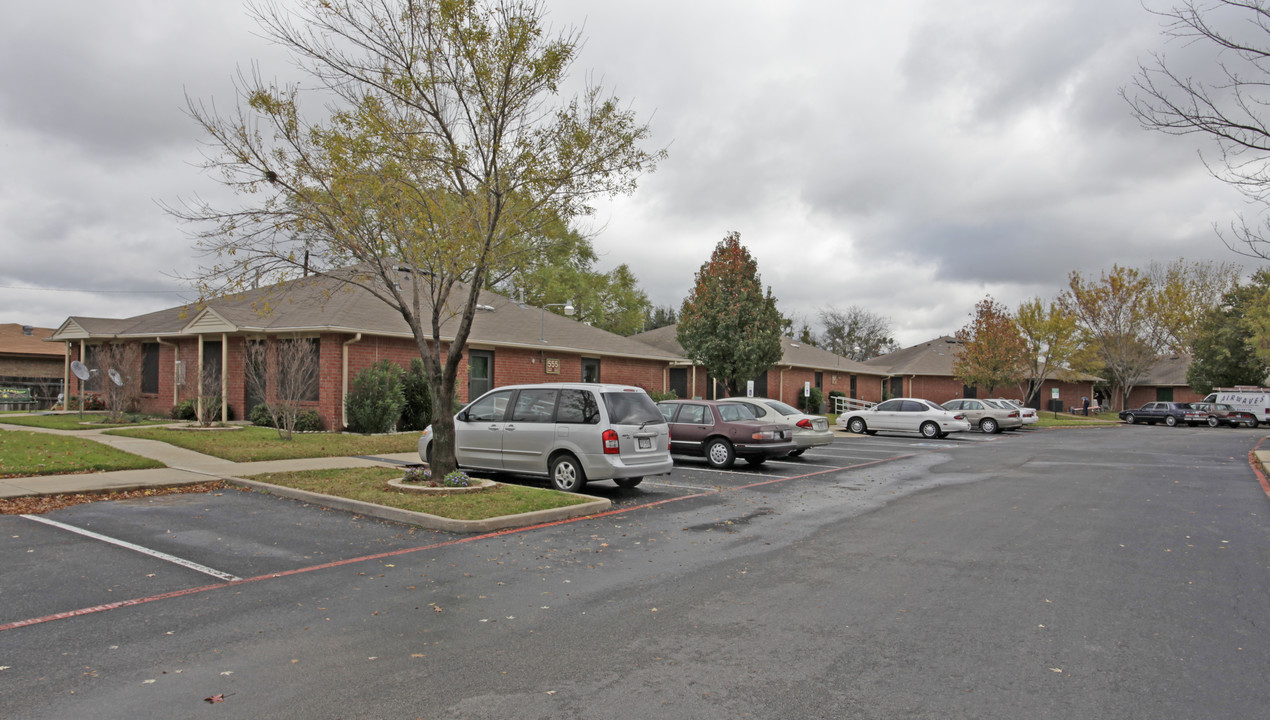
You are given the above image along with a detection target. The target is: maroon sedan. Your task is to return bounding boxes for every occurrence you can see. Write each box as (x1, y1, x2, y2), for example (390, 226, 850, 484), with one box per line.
(656, 399, 797, 469)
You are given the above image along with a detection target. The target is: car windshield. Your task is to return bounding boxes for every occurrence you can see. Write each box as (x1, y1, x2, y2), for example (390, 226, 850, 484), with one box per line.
(602, 391, 664, 425)
(761, 400, 801, 416)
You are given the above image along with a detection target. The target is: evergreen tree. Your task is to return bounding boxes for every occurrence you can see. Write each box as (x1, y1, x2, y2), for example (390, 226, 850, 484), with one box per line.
(677, 232, 783, 395)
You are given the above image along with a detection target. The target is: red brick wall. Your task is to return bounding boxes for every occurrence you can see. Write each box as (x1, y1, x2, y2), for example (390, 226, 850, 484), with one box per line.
(1125, 385, 1203, 409)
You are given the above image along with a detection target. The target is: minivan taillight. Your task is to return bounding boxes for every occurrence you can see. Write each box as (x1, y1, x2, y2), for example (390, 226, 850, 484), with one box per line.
(602, 429, 620, 454)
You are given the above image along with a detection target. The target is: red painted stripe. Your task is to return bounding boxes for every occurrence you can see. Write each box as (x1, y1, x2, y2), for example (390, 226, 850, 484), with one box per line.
(1248, 437, 1270, 501)
(0, 453, 914, 633)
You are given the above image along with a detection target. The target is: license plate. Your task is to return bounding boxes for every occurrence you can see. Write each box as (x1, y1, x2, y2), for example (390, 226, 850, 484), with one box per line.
(637, 437, 651, 449)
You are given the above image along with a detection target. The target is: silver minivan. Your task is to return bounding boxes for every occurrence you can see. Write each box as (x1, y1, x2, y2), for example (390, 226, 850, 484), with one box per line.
(417, 383, 673, 492)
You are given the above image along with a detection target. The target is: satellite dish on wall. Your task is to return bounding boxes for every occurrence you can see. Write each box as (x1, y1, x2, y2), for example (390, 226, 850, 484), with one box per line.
(108, 369, 124, 386)
(71, 361, 90, 381)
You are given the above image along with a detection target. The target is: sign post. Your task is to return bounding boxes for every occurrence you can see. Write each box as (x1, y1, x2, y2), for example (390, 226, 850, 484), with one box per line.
(1051, 387, 1060, 419)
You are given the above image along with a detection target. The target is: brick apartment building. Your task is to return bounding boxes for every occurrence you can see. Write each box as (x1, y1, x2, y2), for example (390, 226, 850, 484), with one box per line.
(0, 323, 63, 409)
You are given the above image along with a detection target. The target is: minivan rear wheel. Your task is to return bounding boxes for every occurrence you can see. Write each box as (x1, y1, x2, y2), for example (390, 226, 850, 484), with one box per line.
(550, 455, 586, 492)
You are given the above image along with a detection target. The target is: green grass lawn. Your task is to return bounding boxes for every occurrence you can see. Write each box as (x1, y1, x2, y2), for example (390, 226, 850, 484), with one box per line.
(0, 413, 172, 430)
(106, 425, 420, 462)
(1033, 412, 1119, 428)
(0, 430, 165, 477)
(244, 467, 593, 520)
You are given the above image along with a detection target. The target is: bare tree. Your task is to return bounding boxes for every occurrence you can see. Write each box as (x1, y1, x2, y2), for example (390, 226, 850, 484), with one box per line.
(244, 336, 321, 440)
(1124, 0, 1270, 255)
(818, 306, 897, 360)
(167, 0, 662, 475)
(97, 343, 143, 422)
(198, 361, 224, 427)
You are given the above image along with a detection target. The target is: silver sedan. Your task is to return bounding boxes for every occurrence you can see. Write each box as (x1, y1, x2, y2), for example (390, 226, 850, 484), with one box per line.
(728, 397, 835, 456)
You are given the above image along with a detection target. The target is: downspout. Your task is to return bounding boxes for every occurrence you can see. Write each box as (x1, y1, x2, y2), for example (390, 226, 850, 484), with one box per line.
(342, 333, 363, 429)
(221, 333, 228, 423)
(154, 337, 177, 406)
(62, 342, 70, 409)
(778, 367, 785, 403)
(197, 336, 204, 421)
(78, 339, 86, 414)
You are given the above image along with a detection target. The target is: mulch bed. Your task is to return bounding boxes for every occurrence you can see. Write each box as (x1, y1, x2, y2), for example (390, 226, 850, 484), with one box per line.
(0, 481, 231, 515)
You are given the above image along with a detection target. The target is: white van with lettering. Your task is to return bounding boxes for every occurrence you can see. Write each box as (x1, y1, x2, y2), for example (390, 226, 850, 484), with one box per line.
(1202, 388, 1270, 428)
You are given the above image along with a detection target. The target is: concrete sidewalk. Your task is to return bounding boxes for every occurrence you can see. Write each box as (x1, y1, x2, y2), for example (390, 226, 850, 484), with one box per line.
(0, 420, 420, 499)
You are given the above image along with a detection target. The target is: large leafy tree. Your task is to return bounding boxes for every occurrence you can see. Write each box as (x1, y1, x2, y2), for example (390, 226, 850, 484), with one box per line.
(677, 232, 783, 396)
(1014, 297, 1080, 406)
(817, 305, 897, 360)
(169, 0, 663, 475)
(495, 220, 651, 335)
(1146, 259, 1240, 353)
(1188, 277, 1270, 393)
(1064, 266, 1159, 410)
(953, 297, 1027, 396)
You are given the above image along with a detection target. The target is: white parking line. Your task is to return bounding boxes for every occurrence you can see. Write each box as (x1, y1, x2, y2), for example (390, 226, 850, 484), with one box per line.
(21, 515, 242, 583)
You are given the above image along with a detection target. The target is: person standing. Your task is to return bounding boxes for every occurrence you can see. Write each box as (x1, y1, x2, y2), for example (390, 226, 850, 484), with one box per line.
(1082, 395, 1090, 416)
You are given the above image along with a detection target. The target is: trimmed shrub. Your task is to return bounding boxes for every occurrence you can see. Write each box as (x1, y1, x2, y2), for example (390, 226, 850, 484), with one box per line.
(798, 386, 825, 414)
(398, 359, 433, 432)
(345, 360, 405, 433)
(647, 389, 678, 402)
(294, 409, 324, 432)
(169, 400, 197, 421)
(249, 403, 275, 427)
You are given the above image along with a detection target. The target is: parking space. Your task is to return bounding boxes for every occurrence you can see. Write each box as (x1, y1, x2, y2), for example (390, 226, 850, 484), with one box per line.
(0, 488, 438, 628)
(1, 430, 1006, 630)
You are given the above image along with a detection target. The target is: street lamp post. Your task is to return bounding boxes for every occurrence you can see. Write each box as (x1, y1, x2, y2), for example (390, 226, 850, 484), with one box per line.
(540, 301, 576, 343)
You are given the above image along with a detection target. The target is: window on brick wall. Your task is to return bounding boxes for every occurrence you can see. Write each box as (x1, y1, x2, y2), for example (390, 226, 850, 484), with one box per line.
(278, 338, 320, 402)
(581, 358, 600, 383)
(963, 384, 977, 399)
(1155, 387, 1174, 402)
(141, 343, 159, 394)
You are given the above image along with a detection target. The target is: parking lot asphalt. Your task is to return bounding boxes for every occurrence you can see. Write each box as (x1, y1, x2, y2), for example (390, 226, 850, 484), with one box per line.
(0, 426, 1023, 633)
(2, 424, 1269, 719)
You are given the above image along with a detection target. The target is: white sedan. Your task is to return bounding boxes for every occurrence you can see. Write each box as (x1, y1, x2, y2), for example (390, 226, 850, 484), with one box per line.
(728, 397, 835, 456)
(988, 398, 1038, 425)
(838, 397, 972, 439)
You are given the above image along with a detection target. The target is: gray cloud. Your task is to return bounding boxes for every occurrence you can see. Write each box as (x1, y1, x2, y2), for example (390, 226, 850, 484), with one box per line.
(0, 0, 1258, 347)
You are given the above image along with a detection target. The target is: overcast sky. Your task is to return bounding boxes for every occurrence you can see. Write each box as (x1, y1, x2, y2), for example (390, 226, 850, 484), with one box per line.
(0, 0, 1258, 346)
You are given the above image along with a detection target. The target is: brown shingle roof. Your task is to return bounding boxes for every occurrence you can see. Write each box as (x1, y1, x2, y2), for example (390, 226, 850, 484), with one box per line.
(49, 270, 683, 362)
(630, 325, 881, 375)
(0, 323, 60, 357)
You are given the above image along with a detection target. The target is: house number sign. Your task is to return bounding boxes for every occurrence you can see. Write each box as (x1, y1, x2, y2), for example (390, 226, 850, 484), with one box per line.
(545, 358, 560, 374)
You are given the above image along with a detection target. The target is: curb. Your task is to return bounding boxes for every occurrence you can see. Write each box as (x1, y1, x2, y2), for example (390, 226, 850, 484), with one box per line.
(224, 476, 612, 533)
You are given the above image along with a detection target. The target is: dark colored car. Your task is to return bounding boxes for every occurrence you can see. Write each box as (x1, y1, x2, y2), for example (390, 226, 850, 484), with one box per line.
(1189, 401, 1257, 428)
(656, 399, 797, 469)
(1118, 402, 1205, 427)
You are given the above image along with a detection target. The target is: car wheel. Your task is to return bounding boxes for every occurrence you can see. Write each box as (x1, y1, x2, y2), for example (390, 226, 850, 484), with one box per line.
(1124, 413, 1135, 425)
(848, 417, 867, 434)
(705, 438, 736, 469)
(920, 421, 940, 439)
(1250, 418, 1260, 429)
(744, 456, 767, 466)
(980, 418, 998, 434)
(614, 477, 643, 489)
(1165, 415, 1178, 427)
(550, 455, 586, 493)
(1208, 416, 1220, 428)
(788, 448, 806, 457)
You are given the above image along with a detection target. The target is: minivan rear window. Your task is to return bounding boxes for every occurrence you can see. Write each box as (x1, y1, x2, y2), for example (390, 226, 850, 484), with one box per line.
(557, 389, 600, 424)
(603, 391, 664, 425)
